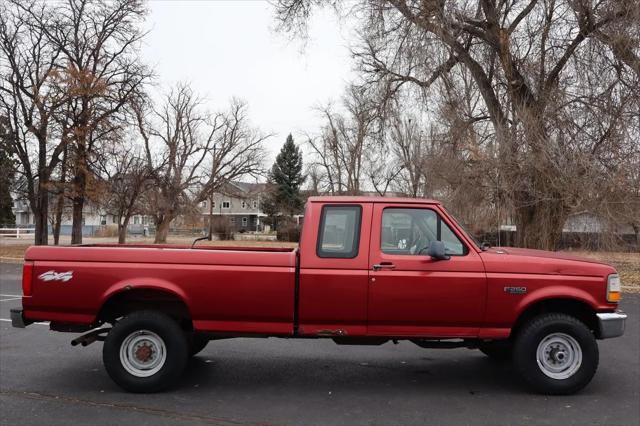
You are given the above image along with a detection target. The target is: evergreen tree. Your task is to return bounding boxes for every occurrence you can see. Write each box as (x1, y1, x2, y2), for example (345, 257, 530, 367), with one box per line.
(0, 116, 16, 225)
(266, 134, 305, 218)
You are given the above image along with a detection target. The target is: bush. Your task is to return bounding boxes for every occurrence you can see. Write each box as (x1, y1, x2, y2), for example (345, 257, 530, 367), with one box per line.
(210, 216, 234, 240)
(277, 223, 300, 242)
(95, 225, 118, 237)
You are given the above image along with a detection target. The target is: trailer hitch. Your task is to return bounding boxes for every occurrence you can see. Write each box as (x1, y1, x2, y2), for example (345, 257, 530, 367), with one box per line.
(71, 328, 111, 347)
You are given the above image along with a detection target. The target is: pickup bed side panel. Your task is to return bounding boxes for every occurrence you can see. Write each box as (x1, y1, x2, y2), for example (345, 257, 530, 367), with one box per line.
(23, 248, 296, 335)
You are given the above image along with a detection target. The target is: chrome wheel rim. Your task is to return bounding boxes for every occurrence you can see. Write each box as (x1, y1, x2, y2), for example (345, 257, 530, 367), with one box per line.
(119, 330, 167, 378)
(536, 332, 582, 380)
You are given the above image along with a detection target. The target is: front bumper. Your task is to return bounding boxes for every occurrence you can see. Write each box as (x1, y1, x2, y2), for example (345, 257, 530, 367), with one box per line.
(10, 308, 32, 328)
(596, 311, 627, 339)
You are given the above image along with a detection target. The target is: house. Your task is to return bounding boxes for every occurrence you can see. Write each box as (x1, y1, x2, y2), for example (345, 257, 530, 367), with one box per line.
(563, 211, 635, 235)
(11, 197, 32, 227)
(199, 182, 268, 232)
(11, 193, 153, 237)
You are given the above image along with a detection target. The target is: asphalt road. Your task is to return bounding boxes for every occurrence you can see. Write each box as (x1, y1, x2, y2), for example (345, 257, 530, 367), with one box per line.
(1, 263, 638, 426)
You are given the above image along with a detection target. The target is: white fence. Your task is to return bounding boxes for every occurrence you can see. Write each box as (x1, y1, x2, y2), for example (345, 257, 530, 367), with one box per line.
(0, 228, 36, 238)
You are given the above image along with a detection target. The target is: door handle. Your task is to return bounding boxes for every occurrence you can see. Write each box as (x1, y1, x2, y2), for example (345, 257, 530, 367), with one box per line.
(372, 262, 395, 271)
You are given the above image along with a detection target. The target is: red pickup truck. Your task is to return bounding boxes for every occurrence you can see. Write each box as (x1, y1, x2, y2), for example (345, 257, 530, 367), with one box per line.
(12, 197, 626, 394)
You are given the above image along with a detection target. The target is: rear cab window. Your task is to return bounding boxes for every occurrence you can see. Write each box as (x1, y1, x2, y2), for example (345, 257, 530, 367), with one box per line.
(317, 205, 362, 258)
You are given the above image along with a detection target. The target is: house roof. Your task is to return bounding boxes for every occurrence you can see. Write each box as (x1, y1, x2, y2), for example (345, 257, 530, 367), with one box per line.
(230, 181, 267, 193)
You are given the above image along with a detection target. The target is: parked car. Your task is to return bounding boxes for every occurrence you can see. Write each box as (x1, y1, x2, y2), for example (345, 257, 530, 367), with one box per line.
(12, 196, 626, 394)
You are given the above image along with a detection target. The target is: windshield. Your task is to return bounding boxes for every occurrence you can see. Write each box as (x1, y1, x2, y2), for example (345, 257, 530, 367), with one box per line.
(442, 207, 482, 249)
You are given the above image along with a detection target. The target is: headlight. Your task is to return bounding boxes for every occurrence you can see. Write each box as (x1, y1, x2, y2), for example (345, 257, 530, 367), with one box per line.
(607, 274, 621, 303)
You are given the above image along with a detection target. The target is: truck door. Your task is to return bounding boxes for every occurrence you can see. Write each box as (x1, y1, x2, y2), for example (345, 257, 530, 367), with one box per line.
(298, 202, 373, 336)
(367, 203, 486, 337)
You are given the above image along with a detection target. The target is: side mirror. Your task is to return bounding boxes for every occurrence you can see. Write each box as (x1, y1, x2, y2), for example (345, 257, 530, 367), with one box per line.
(426, 241, 450, 260)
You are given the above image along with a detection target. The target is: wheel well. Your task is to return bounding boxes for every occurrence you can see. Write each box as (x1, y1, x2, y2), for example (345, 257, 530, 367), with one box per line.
(510, 298, 597, 338)
(97, 288, 193, 330)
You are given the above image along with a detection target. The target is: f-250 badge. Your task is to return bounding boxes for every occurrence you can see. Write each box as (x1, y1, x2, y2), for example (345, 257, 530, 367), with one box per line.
(38, 270, 73, 282)
(504, 286, 527, 294)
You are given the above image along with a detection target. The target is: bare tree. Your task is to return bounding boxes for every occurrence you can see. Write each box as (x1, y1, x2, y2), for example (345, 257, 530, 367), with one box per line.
(27, 0, 151, 244)
(199, 99, 268, 202)
(307, 85, 378, 195)
(97, 142, 150, 244)
(0, 1, 66, 244)
(136, 84, 266, 243)
(276, 0, 640, 250)
(1, 0, 151, 244)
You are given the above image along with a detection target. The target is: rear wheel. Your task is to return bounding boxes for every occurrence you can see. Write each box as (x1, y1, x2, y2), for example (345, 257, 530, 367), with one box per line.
(103, 311, 188, 393)
(513, 313, 598, 395)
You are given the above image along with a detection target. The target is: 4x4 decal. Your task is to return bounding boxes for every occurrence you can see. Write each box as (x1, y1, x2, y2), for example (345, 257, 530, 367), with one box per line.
(38, 271, 73, 282)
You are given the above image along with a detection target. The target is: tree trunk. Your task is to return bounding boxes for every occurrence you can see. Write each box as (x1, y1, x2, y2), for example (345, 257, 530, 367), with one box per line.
(632, 224, 639, 250)
(53, 143, 68, 245)
(53, 194, 63, 245)
(34, 185, 49, 245)
(155, 217, 171, 243)
(71, 195, 84, 244)
(118, 216, 131, 244)
(70, 157, 87, 244)
(514, 194, 569, 250)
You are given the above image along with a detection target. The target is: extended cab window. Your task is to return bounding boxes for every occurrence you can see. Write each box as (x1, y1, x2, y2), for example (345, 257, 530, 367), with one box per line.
(317, 205, 361, 258)
(381, 208, 468, 256)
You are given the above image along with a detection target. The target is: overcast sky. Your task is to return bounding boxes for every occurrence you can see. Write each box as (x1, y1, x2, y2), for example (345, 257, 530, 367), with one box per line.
(141, 1, 356, 159)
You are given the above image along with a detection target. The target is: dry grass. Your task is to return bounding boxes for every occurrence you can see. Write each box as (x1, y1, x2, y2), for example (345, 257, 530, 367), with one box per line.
(565, 251, 640, 293)
(0, 243, 30, 259)
(2, 240, 637, 292)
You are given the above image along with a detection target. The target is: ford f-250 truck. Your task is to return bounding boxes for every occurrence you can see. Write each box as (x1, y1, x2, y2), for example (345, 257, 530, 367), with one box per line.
(12, 197, 627, 394)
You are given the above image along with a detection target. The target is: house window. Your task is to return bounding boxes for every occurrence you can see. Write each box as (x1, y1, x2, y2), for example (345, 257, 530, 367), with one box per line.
(253, 200, 258, 209)
(222, 201, 231, 209)
(201, 201, 207, 208)
(134, 216, 140, 225)
(241, 217, 248, 227)
(142, 216, 148, 225)
(241, 201, 246, 209)
(212, 201, 216, 209)
(100, 215, 107, 225)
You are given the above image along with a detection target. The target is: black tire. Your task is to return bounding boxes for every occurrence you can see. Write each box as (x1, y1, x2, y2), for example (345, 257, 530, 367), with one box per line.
(478, 340, 512, 362)
(103, 310, 189, 393)
(189, 333, 209, 356)
(513, 313, 599, 395)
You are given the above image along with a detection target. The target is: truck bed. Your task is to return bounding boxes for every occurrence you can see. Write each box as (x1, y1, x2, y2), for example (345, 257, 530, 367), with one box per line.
(23, 244, 298, 334)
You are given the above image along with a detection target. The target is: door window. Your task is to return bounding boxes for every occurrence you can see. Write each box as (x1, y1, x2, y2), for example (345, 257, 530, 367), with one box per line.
(381, 208, 467, 255)
(317, 205, 362, 258)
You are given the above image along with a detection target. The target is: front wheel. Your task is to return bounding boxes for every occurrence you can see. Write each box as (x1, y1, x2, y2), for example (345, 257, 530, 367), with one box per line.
(513, 313, 599, 395)
(103, 311, 189, 393)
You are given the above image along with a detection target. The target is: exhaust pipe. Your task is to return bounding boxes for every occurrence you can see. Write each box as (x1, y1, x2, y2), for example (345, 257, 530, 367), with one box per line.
(71, 327, 111, 347)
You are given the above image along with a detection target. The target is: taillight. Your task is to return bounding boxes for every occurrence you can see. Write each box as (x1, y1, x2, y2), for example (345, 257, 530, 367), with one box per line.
(22, 261, 34, 297)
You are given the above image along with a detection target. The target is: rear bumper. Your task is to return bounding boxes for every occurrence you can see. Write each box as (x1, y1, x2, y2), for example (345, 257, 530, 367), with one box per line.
(596, 311, 627, 339)
(10, 308, 32, 328)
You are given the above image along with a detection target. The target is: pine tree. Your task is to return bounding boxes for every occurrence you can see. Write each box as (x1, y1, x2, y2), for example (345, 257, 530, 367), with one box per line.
(266, 134, 305, 218)
(0, 116, 16, 226)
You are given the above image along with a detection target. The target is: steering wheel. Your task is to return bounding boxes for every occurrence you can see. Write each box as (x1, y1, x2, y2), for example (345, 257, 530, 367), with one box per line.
(409, 233, 428, 255)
